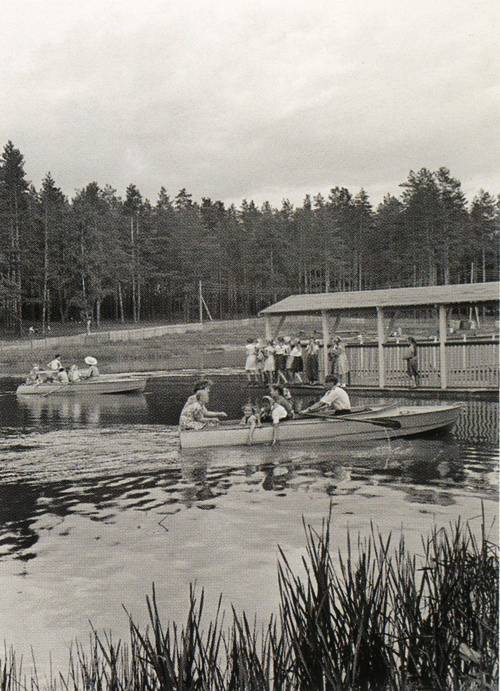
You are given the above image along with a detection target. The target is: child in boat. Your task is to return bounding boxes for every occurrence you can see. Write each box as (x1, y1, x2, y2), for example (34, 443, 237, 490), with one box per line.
(57, 367, 69, 384)
(25, 364, 42, 385)
(262, 395, 288, 446)
(239, 402, 261, 445)
(68, 364, 81, 382)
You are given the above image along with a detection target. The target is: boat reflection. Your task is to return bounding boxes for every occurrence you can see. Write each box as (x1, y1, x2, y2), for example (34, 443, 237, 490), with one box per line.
(16, 393, 148, 425)
(0, 433, 496, 564)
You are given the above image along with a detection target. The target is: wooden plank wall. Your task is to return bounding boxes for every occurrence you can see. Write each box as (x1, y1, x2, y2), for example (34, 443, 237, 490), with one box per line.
(346, 341, 499, 389)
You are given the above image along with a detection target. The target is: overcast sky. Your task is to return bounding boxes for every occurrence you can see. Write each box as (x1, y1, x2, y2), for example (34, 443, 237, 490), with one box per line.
(1, 0, 498, 207)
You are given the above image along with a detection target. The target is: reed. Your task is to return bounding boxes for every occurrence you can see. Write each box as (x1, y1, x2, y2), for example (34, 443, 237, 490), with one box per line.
(1, 510, 497, 690)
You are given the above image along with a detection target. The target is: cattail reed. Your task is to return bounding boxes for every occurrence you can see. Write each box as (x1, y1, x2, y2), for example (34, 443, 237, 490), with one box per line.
(1, 509, 497, 690)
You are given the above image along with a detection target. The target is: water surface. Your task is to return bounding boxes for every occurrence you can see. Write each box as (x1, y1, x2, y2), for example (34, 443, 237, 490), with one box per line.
(0, 376, 497, 676)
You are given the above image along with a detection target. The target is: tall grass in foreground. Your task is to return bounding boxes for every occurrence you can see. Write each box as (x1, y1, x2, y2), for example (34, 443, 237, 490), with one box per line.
(1, 512, 498, 690)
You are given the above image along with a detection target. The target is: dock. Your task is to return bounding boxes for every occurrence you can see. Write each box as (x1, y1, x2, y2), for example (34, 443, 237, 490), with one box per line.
(259, 282, 499, 393)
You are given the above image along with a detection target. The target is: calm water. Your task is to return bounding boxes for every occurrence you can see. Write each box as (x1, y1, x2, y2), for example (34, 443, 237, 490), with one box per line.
(0, 375, 498, 676)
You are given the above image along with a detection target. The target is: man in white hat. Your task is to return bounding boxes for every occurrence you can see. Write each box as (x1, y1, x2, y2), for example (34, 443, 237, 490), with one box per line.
(82, 356, 100, 379)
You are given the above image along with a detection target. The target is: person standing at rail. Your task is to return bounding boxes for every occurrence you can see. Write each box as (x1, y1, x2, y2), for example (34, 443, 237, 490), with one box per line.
(403, 336, 419, 388)
(335, 337, 350, 387)
(244, 338, 258, 385)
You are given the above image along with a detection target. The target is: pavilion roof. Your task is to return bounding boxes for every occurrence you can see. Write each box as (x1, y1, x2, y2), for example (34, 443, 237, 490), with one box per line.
(259, 282, 500, 315)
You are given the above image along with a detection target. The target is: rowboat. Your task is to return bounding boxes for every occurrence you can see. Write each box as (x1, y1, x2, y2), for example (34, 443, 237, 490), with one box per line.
(179, 404, 462, 449)
(16, 377, 148, 396)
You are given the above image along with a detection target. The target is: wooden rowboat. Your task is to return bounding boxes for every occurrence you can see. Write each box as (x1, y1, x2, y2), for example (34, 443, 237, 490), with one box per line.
(179, 404, 462, 449)
(16, 377, 148, 396)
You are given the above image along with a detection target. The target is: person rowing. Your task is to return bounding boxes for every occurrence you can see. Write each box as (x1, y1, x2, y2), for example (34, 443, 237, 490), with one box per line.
(301, 375, 351, 416)
(178, 379, 228, 431)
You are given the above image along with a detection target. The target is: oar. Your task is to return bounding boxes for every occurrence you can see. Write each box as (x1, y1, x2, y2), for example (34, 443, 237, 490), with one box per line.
(42, 384, 64, 397)
(299, 411, 401, 430)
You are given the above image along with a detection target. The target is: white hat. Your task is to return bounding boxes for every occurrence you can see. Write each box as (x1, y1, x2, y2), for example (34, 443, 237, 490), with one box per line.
(84, 356, 98, 366)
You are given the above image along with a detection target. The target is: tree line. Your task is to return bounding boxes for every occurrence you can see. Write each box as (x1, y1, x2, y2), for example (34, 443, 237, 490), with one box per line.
(0, 140, 498, 335)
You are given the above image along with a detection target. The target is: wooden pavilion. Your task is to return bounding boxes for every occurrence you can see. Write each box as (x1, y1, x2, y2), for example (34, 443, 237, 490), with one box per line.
(259, 282, 499, 389)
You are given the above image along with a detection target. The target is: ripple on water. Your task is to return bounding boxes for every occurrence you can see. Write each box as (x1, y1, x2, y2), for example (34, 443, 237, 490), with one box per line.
(0, 384, 497, 675)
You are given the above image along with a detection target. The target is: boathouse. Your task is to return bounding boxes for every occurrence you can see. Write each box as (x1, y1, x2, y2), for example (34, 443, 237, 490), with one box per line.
(260, 282, 500, 391)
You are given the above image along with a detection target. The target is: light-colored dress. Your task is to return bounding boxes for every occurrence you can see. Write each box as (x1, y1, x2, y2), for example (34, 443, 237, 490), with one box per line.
(336, 343, 349, 375)
(263, 345, 275, 372)
(179, 399, 207, 431)
(290, 345, 303, 373)
(245, 343, 257, 371)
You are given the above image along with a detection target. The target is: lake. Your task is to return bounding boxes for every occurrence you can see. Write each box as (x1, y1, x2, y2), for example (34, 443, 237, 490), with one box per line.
(0, 375, 498, 677)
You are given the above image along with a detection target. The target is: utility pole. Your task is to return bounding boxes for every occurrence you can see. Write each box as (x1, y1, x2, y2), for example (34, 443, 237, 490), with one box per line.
(198, 280, 213, 326)
(199, 280, 203, 325)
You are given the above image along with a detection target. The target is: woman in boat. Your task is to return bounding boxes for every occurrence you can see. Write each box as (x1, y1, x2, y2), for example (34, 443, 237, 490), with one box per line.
(179, 391, 214, 431)
(244, 338, 258, 385)
(302, 375, 351, 415)
(262, 395, 288, 446)
(81, 356, 100, 379)
(179, 380, 227, 426)
(403, 336, 419, 388)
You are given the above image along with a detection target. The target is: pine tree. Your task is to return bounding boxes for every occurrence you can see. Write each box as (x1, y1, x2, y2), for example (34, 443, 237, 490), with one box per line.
(0, 141, 29, 332)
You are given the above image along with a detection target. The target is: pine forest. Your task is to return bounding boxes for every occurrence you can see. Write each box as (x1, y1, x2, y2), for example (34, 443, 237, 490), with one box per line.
(0, 140, 498, 335)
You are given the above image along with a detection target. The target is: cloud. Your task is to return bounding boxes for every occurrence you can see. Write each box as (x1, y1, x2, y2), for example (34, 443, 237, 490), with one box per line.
(0, 0, 498, 205)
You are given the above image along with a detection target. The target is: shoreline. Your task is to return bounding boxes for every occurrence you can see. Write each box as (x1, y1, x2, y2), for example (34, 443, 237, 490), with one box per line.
(2, 367, 497, 401)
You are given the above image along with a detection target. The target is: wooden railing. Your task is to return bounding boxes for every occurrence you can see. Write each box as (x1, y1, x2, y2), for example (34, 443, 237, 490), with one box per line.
(345, 340, 499, 389)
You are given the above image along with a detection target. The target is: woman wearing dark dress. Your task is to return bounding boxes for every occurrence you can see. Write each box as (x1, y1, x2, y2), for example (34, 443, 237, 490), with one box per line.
(403, 336, 419, 388)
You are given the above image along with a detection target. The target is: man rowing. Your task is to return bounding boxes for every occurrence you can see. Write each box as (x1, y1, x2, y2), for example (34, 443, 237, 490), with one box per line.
(301, 375, 351, 415)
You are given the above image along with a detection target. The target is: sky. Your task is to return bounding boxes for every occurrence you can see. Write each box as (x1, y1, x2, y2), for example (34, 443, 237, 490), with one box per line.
(1, 0, 499, 207)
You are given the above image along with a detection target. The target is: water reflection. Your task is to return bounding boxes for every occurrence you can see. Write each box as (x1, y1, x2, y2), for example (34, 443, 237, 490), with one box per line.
(0, 432, 496, 563)
(16, 393, 148, 426)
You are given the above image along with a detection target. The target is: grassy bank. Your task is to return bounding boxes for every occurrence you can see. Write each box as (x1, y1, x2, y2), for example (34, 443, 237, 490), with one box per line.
(1, 314, 497, 377)
(1, 512, 497, 690)
(0, 317, 338, 375)
(0, 324, 256, 376)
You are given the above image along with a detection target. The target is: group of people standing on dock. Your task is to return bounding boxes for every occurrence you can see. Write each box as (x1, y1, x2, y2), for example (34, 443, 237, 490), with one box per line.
(244, 335, 350, 386)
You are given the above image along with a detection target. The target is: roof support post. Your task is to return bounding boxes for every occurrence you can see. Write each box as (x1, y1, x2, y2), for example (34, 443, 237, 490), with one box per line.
(376, 307, 385, 389)
(439, 304, 448, 389)
(273, 315, 286, 338)
(321, 310, 330, 383)
(264, 315, 272, 341)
